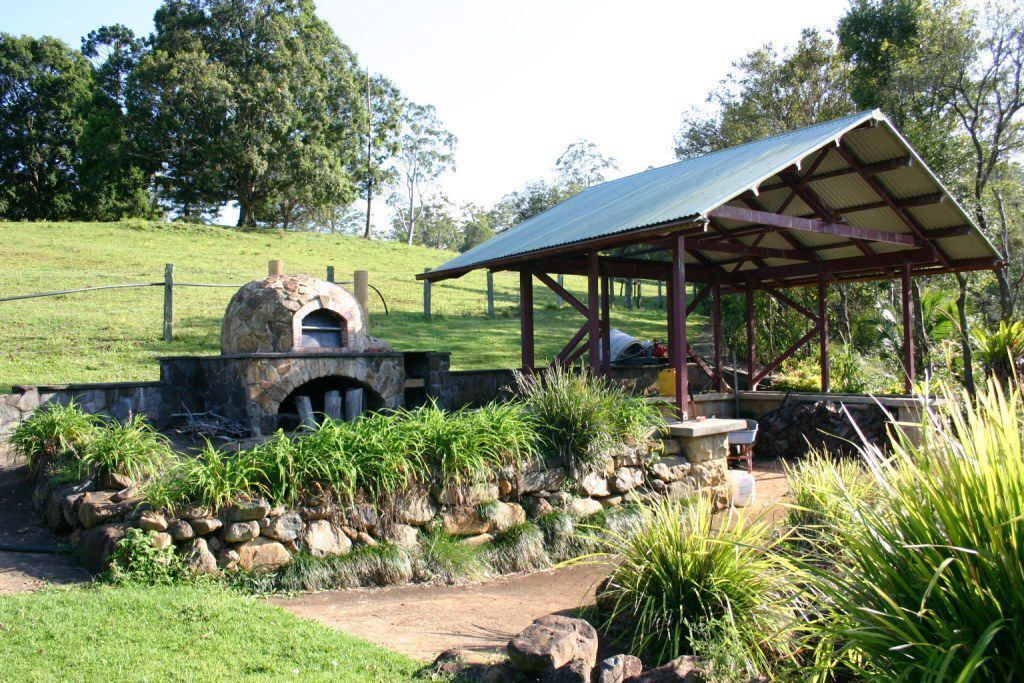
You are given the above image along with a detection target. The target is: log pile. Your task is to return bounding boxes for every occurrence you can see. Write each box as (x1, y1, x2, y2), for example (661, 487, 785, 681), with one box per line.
(754, 400, 888, 459)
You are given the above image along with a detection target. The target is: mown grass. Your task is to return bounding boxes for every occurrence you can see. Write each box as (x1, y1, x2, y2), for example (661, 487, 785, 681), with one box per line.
(0, 220, 684, 387)
(0, 585, 421, 682)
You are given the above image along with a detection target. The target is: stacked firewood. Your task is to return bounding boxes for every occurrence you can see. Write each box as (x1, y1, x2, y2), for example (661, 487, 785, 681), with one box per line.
(754, 400, 889, 459)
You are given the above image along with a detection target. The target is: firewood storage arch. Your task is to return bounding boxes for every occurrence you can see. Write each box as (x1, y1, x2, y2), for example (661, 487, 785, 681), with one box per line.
(418, 110, 1002, 419)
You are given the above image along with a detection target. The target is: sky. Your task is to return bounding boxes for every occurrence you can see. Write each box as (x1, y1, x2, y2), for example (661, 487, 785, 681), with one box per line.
(2, 0, 850, 215)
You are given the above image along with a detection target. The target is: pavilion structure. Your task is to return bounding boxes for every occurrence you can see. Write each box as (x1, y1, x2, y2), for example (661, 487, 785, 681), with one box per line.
(419, 111, 1001, 419)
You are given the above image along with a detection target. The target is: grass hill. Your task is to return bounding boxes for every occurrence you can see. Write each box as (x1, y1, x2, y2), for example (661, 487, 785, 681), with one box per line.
(0, 220, 677, 388)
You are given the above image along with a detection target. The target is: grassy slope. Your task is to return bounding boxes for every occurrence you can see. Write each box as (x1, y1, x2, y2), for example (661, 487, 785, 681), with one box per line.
(0, 585, 420, 682)
(0, 221, 682, 387)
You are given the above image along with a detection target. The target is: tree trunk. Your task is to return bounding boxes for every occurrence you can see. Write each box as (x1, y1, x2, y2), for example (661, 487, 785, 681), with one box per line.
(364, 190, 373, 239)
(956, 273, 976, 397)
(406, 193, 415, 246)
(912, 281, 927, 372)
(838, 284, 852, 341)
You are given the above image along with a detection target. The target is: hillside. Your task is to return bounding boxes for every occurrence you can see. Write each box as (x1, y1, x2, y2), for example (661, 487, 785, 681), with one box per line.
(0, 221, 681, 387)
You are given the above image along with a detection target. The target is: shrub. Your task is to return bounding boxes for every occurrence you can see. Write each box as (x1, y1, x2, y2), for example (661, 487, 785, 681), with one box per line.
(588, 497, 797, 669)
(79, 415, 171, 482)
(971, 318, 1024, 383)
(484, 522, 549, 574)
(804, 379, 1024, 680)
(10, 402, 99, 478)
(513, 366, 662, 469)
(103, 528, 191, 586)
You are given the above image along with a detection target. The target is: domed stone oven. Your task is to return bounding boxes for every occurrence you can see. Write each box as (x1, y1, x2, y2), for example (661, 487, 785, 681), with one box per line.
(159, 268, 407, 436)
(221, 274, 369, 355)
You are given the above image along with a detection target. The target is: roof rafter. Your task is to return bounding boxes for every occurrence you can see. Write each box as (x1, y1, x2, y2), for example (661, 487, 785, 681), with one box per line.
(708, 205, 921, 246)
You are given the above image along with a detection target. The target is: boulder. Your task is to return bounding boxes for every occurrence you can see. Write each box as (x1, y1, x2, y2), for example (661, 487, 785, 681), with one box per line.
(667, 480, 696, 501)
(441, 507, 493, 536)
(179, 537, 218, 575)
(177, 504, 213, 520)
(633, 655, 705, 682)
(302, 520, 352, 556)
(650, 456, 692, 483)
(225, 498, 270, 522)
(612, 447, 644, 469)
(189, 517, 222, 535)
(542, 658, 592, 682)
(166, 518, 195, 541)
(297, 503, 338, 521)
(522, 467, 568, 493)
(111, 486, 142, 504)
(235, 537, 291, 571)
(428, 649, 472, 679)
(548, 491, 573, 509)
(507, 615, 599, 673)
(61, 491, 89, 528)
(612, 467, 645, 494)
(393, 490, 438, 525)
(661, 438, 682, 456)
(45, 481, 92, 532)
(596, 655, 643, 683)
(354, 532, 378, 547)
(345, 503, 379, 532)
(78, 494, 135, 529)
(579, 472, 610, 497)
(599, 495, 624, 508)
(382, 524, 419, 548)
(207, 536, 222, 553)
(433, 481, 499, 506)
(650, 479, 668, 494)
(98, 471, 134, 491)
(261, 512, 303, 542)
(151, 532, 173, 550)
(460, 533, 492, 547)
(491, 501, 527, 531)
(79, 522, 131, 572)
(223, 520, 260, 543)
(217, 548, 240, 571)
(569, 497, 603, 517)
(139, 511, 168, 532)
(522, 495, 554, 518)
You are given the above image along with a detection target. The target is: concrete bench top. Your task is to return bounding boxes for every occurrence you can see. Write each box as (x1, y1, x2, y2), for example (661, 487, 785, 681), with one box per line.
(663, 418, 748, 438)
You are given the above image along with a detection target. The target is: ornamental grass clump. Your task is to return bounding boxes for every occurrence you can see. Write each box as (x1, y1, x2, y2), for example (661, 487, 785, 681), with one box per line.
(415, 526, 488, 583)
(804, 378, 1024, 680)
(484, 521, 549, 574)
(586, 497, 797, 670)
(513, 366, 662, 470)
(78, 414, 171, 483)
(10, 401, 100, 478)
(145, 441, 262, 512)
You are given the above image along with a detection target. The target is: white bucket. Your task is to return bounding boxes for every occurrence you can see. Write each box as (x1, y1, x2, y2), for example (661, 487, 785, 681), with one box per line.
(727, 470, 756, 508)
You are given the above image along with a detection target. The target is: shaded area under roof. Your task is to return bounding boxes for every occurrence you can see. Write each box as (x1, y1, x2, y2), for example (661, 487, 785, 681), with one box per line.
(422, 110, 1000, 288)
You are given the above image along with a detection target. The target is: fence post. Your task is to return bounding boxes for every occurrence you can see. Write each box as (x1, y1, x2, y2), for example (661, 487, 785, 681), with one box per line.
(657, 281, 663, 309)
(423, 268, 432, 321)
(486, 270, 494, 319)
(162, 263, 174, 342)
(326, 265, 335, 283)
(354, 270, 369, 316)
(555, 274, 564, 306)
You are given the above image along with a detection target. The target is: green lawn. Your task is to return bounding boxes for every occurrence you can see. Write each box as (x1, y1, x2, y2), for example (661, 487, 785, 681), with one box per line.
(0, 221, 680, 387)
(0, 585, 421, 682)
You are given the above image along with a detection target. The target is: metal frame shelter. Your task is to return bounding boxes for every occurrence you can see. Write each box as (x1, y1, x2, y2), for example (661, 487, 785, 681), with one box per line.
(419, 111, 1002, 419)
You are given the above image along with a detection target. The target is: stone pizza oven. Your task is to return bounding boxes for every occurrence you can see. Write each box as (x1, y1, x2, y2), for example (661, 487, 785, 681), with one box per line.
(160, 265, 405, 436)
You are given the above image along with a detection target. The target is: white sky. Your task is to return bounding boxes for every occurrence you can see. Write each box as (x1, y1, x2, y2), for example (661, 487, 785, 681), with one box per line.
(3, 0, 851, 214)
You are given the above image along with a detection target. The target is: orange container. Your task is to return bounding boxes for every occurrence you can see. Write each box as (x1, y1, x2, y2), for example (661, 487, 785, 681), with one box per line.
(657, 368, 676, 397)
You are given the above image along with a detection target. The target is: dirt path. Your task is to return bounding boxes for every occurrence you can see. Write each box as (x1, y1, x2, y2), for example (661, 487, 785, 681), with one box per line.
(280, 462, 792, 662)
(0, 445, 89, 594)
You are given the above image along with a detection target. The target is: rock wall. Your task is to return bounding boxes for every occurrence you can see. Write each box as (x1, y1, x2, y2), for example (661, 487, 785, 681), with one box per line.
(33, 433, 728, 577)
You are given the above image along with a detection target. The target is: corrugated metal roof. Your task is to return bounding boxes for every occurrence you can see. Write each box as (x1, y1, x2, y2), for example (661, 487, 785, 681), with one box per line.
(426, 110, 1000, 283)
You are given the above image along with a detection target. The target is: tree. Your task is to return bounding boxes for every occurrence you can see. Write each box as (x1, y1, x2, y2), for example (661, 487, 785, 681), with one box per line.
(77, 25, 156, 220)
(554, 139, 617, 189)
(0, 34, 92, 220)
(674, 29, 855, 158)
(489, 181, 576, 233)
(130, 0, 367, 226)
(459, 203, 495, 252)
(387, 102, 456, 245)
(357, 73, 403, 239)
(391, 197, 460, 249)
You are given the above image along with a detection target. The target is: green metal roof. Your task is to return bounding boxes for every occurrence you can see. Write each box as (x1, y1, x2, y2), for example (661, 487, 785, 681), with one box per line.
(425, 109, 998, 282)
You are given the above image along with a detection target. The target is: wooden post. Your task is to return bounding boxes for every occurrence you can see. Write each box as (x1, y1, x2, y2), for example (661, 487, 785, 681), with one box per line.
(712, 277, 723, 391)
(636, 282, 643, 309)
(486, 270, 495, 319)
(555, 274, 564, 306)
(601, 274, 611, 375)
(295, 396, 316, 430)
(746, 282, 757, 390)
(326, 265, 335, 283)
(819, 272, 830, 392)
(624, 277, 633, 309)
(671, 236, 689, 419)
(423, 268, 432, 321)
(268, 259, 284, 276)
(162, 263, 174, 342)
(588, 253, 601, 374)
(324, 390, 342, 421)
(344, 388, 364, 421)
(354, 270, 369, 316)
(520, 269, 535, 372)
(901, 262, 915, 394)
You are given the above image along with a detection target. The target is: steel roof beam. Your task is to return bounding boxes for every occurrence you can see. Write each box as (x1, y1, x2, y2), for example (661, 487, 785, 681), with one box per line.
(758, 155, 913, 192)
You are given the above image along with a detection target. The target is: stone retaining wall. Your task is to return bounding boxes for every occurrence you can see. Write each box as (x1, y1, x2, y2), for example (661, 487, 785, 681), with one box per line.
(33, 432, 728, 576)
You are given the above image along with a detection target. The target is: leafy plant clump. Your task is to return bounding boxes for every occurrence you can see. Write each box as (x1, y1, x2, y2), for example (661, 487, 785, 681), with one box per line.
(513, 366, 662, 469)
(9, 402, 100, 478)
(144, 440, 262, 513)
(103, 528, 192, 586)
(484, 522, 549, 574)
(588, 497, 797, 670)
(79, 414, 171, 483)
(803, 379, 1024, 680)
